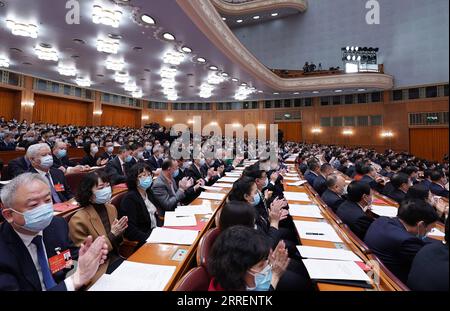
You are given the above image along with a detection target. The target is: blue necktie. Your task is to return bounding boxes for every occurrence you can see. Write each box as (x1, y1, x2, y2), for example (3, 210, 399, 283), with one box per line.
(32, 235, 57, 290)
(45, 173, 62, 203)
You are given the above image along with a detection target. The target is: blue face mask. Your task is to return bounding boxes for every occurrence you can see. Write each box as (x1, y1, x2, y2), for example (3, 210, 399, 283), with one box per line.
(56, 149, 67, 159)
(252, 193, 261, 206)
(172, 169, 180, 178)
(125, 155, 133, 163)
(106, 147, 114, 154)
(199, 159, 206, 166)
(247, 264, 272, 291)
(40, 155, 54, 169)
(11, 203, 54, 233)
(93, 186, 112, 204)
(139, 176, 153, 190)
(416, 224, 428, 241)
(137, 152, 144, 159)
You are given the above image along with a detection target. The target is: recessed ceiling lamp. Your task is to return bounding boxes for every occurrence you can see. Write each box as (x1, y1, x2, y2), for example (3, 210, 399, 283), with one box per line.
(0, 56, 10, 68)
(140, 14, 155, 25)
(209, 65, 218, 71)
(234, 85, 255, 101)
(196, 57, 206, 63)
(6, 20, 38, 38)
(57, 62, 77, 76)
(200, 83, 214, 98)
(124, 81, 138, 92)
(253, 16, 260, 20)
(162, 32, 175, 41)
(105, 56, 125, 71)
(273, 92, 279, 95)
(335, 89, 343, 93)
(231, 78, 238, 82)
(114, 71, 129, 83)
(312, 91, 320, 94)
(293, 92, 300, 95)
(271, 13, 279, 17)
(92, 5, 122, 28)
(207, 73, 225, 85)
(75, 77, 91, 87)
(131, 89, 143, 98)
(221, 72, 229, 77)
(97, 37, 120, 54)
(181, 46, 192, 53)
(358, 88, 366, 92)
(241, 82, 247, 86)
(257, 90, 263, 93)
(35, 44, 59, 61)
(236, 19, 243, 23)
(162, 50, 185, 66)
(160, 67, 177, 79)
(222, 17, 226, 21)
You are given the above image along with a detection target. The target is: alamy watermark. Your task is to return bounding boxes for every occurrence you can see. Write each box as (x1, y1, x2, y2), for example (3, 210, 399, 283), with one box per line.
(366, 0, 380, 25)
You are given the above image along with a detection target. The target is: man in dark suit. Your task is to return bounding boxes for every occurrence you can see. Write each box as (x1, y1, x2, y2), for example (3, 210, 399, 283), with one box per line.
(407, 217, 449, 291)
(321, 174, 346, 212)
(387, 173, 411, 204)
(359, 165, 385, 194)
(313, 163, 333, 196)
(364, 199, 439, 283)
(0, 172, 108, 291)
(0, 133, 20, 151)
(7, 155, 32, 179)
(126, 142, 146, 169)
(27, 143, 73, 203)
(336, 181, 375, 240)
(186, 158, 218, 186)
(147, 145, 164, 175)
(99, 140, 115, 162)
(105, 145, 133, 186)
(429, 170, 449, 198)
(304, 159, 320, 186)
(142, 141, 153, 161)
(418, 169, 433, 190)
(51, 141, 78, 174)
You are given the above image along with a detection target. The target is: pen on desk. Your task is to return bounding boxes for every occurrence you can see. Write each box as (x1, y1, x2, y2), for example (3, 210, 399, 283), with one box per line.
(305, 232, 324, 236)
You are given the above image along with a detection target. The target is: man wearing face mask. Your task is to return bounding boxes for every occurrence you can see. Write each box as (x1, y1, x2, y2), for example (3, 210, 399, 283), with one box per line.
(321, 174, 347, 212)
(429, 170, 449, 198)
(364, 199, 439, 283)
(386, 173, 412, 204)
(0, 173, 109, 291)
(126, 142, 146, 168)
(148, 146, 164, 176)
(51, 141, 79, 174)
(186, 157, 217, 186)
(142, 141, 153, 160)
(27, 143, 74, 204)
(336, 181, 375, 240)
(105, 145, 133, 186)
(99, 140, 115, 163)
(0, 133, 23, 151)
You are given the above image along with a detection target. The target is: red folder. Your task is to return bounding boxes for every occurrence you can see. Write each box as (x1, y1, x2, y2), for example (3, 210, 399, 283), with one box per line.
(164, 218, 208, 232)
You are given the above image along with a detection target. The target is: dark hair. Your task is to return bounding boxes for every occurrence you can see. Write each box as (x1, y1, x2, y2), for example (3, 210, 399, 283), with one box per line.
(228, 177, 255, 202)
(243, 166, 266, 180)
(430, 170, 444, 182)
(208, 226, 271, 291)
(402, 166, 418, 176)
(118, 144, 131, 154)
(320, 163, 332, 173)
(391, 173, 410, 189)
(83, 141, 96, 155)
(219, 201, 256, 231)
(423, 169, 433, 179)
(307, 159, 320, 171)
(126, 163, 152, 190)
(346, 181, 371, 202)
(405, 183, 430, 201)
(76, 170, 110, 207)
(161, 159, 173, 171)
(397, 199, 439, 226)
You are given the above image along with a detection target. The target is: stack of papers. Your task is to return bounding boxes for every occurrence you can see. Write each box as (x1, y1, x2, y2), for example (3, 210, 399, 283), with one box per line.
(201, 186, 223, 192)
(175, 205, 213, 215)
(234, 167, 246, 171)
(285, 173, 298, 177)
(225, 172, 242, 177)
(218, 177, 240, 183)
(287, 180, 308, 186)
(428, 227, 445, 237)
(163, 212, 197, 227)
(297, 246, 361, 261)
(289, 204, 323, 219)
(89, 262, 176, 291)
(213, 183, 233, 188)
(147, 227, 198, 245)
(198, 192, 226, 201)
(370, 205, 398, 218)
(294, 220, 343, 243)
(284, 176, 301, 181)
(302, 259, 371, 282)
(284, 192, 312, 202)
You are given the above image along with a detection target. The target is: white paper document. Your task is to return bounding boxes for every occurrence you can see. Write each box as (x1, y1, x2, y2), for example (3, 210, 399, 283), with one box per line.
(175, 205, 213, 215)
(283, 176, 301, 181)
(287, 180, 308, 186)
(198, 192, 226, 201)
(201, 186, 223, 192)
(294, 220, 343, 243)
(284, 192, 312, 202)
(285, 173, 298, 177)
(297, 246, 361, 262)
(428, 227, 445, 237)
(146, 227, 198, 245)
(0, 180, 11, 185)
(163, 212, 197, 227)
(89, 262, 176, 291)
(218, 177, 240, 183)
(225, 172, 242, 177)
(289, 204, 323, 218)
(370, 205, 398, 218)
(213, 183, 233, 188)
(234, 167, 246, 171)
(302, 259, 371, 282)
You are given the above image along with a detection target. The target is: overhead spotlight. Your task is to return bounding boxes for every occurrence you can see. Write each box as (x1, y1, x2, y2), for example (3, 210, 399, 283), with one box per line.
(253, 16, 260, 20)
(92, 5, 122, 28)
(35, 45, 58, 61)
(355, 46, 359, 51)
(257, 90, 263, 93)
(358, 88, 366, 92)
(241, 82, 247, 86)
(293, 92, 300, 95)
(231, 78, 239, 82)
(236, 19, 243, 23)
(114, 71, 129, 83)
(196, 57, 206, 63)
(342, 129, 354, 136)
(140, 14, 155, 25)
(271, 13, 279, 17)
(162, 50, 185, 66)
(6, 20, 38, 38)
(273, 92, 279, 95)
(347, 55, 351, 61)
(334, 89, 343, 93)
(58, 62, 77, 76)
(222, 17, 226, 21)
(207, 73, 225, 85)
(97, 37, 120, 54)
(352, 55, 356, 61)
(162, 32, 175, 41)
(131, 89, 143, 98)
(124, 81, 138, 92)
(105, 56, 125, 71)
(221, 72, 229, 77)
(311, 128, 322, 134)
(0, 56, 10, 68)
(160, 67, 177, 79)
(208, 65, 218, 71)
(351, 46, 355, 51)
(357, 56, 361, 61)
(181, 46, 192, 53)
(346, 46, 350, 51)
(312, 91, 320, 94)
(75, 77, 91, 87)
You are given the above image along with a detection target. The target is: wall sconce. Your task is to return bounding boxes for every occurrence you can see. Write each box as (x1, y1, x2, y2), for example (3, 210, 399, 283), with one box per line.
(210, 121, 218, 126)
(165, 117, 173, 122)
(21, 100, 35, 107)
(381, 131, 394, 138)
(93, 110, 103, 116)
(187, 120, 194, 124)
(311, 127, 322, 134)
(257, 124, 266, 130)
(342, 129, 354, 136)
(232, 123, 241, 128)
(142, 115, 149, 121)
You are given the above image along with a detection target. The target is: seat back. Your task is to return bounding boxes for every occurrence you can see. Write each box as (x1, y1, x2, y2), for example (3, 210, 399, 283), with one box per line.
(196, 227, 221, 267)
(340, 224, 372, 255)
(367, 254, 410, 291)
(173, 266, 210, 291)
(1, 165, 11, 181)
(111, 191, 128, 212)
(69, 157, 83, 165)
(65, 171, 89, 195)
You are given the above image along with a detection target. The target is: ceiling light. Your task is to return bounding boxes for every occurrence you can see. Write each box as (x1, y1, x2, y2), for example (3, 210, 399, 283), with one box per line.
(75, 77, 91, 87)
(0, 56, 10, 68)
(114, 71, 129, 83)
(241, 82, 247, 86)
(167, 94, 178, 101)
(92, 5, 122, 28)
(160, 67, 177, 79)
(58, 62, 77, 76)
(273, 92, 279, 95)
(207, 73, 225, 85)
(97, 37, 120, 54)
(293, 92, 300, 95)
(131, 89, 143, 98)
(236, 19, 243, 23)
(381, 131, 394, 138)
(105, 56, 125, 71)
(35, 45, 58, 61)
(165, 117, 174, 122)
(253, 16, 260, 20)
(231, 78, 238, 82)
(358, 88, 366, 92)
(312, 91, 320, 94)
(221, 72, 229, 77)
(335, 89, 343, 93)
(311, 128, 322, 134)
(196, 57, 206, 63)
(162, 50, 185, 66)
(257, 90, 263, 93)
(222, 17, 226, 21)
(162, 32, 175, 41)
(181, 46, 192, 53)
(209, 65, 218, 71)
(342, 129, 354, 136)
(271, 13, 279, 17)
(124, 81, 138, 92)
(6, 20, 38, 38)
(140, 14, 155, 25)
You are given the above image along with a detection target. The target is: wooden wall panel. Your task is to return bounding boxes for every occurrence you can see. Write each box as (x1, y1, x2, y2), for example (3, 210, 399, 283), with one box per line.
(409, 128, 449, 162)
(33, 95, 90, 126)
(277, 122, 302, 142)
(101, 104, 141, 128)
(0, 88, 20, 120)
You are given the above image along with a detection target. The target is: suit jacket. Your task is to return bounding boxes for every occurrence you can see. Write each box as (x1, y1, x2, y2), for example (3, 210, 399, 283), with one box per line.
(419, 179, 432, 190)
(119, 190, 162, 245)
(345, 165, 356, 178)
(0, 141, 16, 151)
(312, 175, 327, 196)
(336, 200, 374, 240)
(387, 189, 406, 205)
(52, 155, 76, 169)
(151, 173, 185, 214)
(7, 156, 31, 178)
(213, 159, 234, 173)
(68, 203, 119, 282)
(364, 217, 430, 283)
(186, 164, 217, 186)
(321, 189, 345, 212)
(253, 195, 282, 247)
(429, 182, 449, 198)
(105, 157, 126, 186)
(29, 167, 74, 203)
(382, 181, 395, 196)
(0, 217, 79, 291)
(147, 156, 163, 172)
(407, 241, 449, 291)
(80, 154, 98, 167)
(304, 170, 318, 187)
(143, 150, 152, 160)
(360, 175, 385, 194)
(99, 152, 115, 162)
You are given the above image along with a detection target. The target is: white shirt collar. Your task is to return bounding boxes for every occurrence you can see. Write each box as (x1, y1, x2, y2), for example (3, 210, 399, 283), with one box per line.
(14, 229, 43, 248)
(34, 168, 48, 175)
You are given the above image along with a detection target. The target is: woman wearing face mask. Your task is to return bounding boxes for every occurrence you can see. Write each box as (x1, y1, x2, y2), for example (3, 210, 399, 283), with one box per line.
(119, 163, 161, 246)
(208, 226, 289, 291)
(80, 142, 108, 167)
(69, 170, 127, 281)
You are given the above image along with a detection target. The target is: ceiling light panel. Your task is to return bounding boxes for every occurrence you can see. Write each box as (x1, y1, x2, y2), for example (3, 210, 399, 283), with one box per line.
(35, 45, 59, 61)
(57, 62, 77, 76)
(0, 56, 10, 68)
(97, 37, 120, 54)
(114, 71, 129, 83)
(162, 50, 185, 66)
(75, 77, 91, 87)
(105, 56, 125, 71)
(92, 5, 122, 28)
(6, 20, 38, 38)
